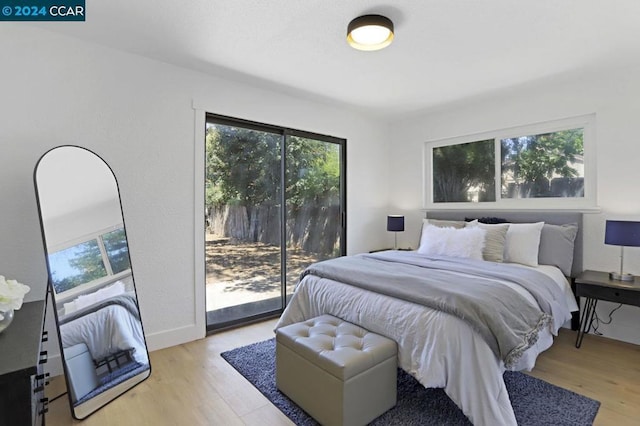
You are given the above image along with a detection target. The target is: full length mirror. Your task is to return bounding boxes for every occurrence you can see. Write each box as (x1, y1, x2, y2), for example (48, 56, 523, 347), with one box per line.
(34, 146, 150, 419)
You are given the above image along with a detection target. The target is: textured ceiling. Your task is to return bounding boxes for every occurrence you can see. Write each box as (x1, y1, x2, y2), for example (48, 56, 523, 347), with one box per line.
(35, 0, 640, 117)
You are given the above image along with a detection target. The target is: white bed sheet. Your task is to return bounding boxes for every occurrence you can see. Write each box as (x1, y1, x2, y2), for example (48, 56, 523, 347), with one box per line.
(61, 304, 149, 365)
(275, 262, 575, 426)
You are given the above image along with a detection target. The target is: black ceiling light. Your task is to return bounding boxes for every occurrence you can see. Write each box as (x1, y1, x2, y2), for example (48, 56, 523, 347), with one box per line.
(347, 14, 394, 51)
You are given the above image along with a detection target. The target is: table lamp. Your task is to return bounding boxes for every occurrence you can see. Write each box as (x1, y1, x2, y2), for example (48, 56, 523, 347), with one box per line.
(604, 220, 640, 281)
(387, 215, 404, 250)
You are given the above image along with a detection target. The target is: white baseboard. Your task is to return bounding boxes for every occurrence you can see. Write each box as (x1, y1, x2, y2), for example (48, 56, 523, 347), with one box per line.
(145, 322, 205, 352)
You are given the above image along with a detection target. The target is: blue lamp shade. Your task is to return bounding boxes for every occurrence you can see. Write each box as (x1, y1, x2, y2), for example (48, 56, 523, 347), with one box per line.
(604, 220, 640, 247)
(387, 215, 405, 232)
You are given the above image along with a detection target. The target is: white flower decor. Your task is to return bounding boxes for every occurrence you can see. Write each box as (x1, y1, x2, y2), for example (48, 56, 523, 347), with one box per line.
(0, 275, 30, 321)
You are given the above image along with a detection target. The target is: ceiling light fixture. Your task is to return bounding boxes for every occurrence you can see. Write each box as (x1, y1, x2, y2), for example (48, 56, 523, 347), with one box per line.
(347, 14, 394, 51)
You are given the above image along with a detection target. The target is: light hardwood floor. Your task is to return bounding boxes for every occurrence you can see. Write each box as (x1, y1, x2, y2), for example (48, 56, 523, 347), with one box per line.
(46, 319, 640, 425)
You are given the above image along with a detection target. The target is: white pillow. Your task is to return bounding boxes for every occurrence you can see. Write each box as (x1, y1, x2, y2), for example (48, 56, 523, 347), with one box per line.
(63, 301, 78, 315)
(73, 281, 126, 311)
(423, 218, 465, 229)
(95, 280, 126, 301)
(74, 291, 98, 311)
(418, 224, 486, 260)
(503, 222, 545, 266)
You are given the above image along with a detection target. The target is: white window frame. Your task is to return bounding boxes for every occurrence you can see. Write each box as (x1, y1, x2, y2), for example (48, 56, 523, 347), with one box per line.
(49, 224, 131, 301)
(423, 114, 596, 210)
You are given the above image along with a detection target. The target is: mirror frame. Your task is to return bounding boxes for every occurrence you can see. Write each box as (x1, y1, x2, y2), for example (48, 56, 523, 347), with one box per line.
(34, 145, 151, 419)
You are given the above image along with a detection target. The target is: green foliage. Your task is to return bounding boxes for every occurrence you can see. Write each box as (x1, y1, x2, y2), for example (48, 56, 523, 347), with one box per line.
(501, 128, 583, 184)
(50, 229, 130, 294)
(432, 129, 584, 203)
(286, 136, 341, 207)
(433, 139, 496, 202)
(51, 241, 107, 293)
(205, 125, 281, 208)
(205, 125, 341, 210)
(102, 228, 131, 274)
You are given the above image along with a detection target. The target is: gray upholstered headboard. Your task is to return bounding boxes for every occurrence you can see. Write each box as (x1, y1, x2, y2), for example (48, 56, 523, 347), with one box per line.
(424, 210, 583, 278)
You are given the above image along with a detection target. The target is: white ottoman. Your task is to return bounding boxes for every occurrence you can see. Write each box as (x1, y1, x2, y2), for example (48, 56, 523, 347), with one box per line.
(64, 343, 99, 402)
(276, 315, 397, 426)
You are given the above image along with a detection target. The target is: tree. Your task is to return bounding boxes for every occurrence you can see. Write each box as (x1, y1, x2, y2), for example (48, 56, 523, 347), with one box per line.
(102, 228, 131, 274)
(205, 125, 281, 208)
(433, 139, 495, 202)
(285, 136, 340, 208)
(205, 124, 341, 248)
(205, 125, 340, 210)
(501, 129, 583, 197)
(50, 241, 107, 293)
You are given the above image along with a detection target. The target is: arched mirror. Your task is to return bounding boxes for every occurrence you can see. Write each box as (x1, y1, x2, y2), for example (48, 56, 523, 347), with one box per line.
(34, 146, 151, 419)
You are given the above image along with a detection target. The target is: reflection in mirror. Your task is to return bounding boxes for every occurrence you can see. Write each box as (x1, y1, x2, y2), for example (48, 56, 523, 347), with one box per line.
(34, 146, 150, 419)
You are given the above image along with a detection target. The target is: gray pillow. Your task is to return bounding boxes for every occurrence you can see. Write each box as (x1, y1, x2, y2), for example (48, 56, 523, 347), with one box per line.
(466, 221, 509, 262)
(538, 223, 578, 276)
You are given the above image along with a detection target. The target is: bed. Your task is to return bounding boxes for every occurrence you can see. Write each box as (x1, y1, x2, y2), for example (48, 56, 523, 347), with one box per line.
(59, 293, 149, 366)
(276, 211, 582, 426)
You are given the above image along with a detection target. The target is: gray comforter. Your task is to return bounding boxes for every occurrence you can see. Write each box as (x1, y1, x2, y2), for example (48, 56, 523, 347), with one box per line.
(300, 251, 569, 368)
(59, 293, 140, 325)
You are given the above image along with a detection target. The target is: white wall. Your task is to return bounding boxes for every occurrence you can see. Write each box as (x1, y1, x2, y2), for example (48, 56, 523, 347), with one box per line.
(42, 200, 122, 249)
(388, 64, 640, 344)
(0, 26, 391, 372)
(37, 145, 122, 247)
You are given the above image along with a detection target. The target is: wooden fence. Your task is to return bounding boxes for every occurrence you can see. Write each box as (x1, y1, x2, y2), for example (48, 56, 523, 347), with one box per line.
(207, 201, 340, 256)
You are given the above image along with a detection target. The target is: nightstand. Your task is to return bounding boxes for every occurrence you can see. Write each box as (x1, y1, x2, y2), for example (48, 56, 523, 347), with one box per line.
(574, 270, 640, 348)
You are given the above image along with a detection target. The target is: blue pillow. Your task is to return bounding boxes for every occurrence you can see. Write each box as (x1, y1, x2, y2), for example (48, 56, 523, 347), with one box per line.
(465, 217, 508, 225)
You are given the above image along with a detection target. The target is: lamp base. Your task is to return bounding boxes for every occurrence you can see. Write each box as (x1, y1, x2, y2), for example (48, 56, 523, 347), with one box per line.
(609, 271, 635, 282)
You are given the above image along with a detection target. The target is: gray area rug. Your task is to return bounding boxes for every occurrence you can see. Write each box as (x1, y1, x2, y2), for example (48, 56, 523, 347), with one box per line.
(221, 338, 600, 425)
(74, 362, 149, 406)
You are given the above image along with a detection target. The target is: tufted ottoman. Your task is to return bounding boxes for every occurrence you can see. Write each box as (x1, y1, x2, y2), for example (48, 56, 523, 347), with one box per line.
(276, 314, 397, 426)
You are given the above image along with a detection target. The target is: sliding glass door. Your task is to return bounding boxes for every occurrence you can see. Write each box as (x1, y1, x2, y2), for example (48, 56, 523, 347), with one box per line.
(284, 133, 344, 297)
(205, 115, 345, 330)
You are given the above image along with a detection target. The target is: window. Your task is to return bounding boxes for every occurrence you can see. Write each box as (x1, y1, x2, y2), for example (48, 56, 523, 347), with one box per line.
(102, 228, 131, 274)
(424, 115, 595, 209)
(433, 139, 495, 203)
(501, 129, 584, 199)
(48, 226, 130, 295)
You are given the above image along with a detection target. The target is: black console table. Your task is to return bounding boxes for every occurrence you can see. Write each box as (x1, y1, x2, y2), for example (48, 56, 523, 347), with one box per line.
(0, 300, 49, 425)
